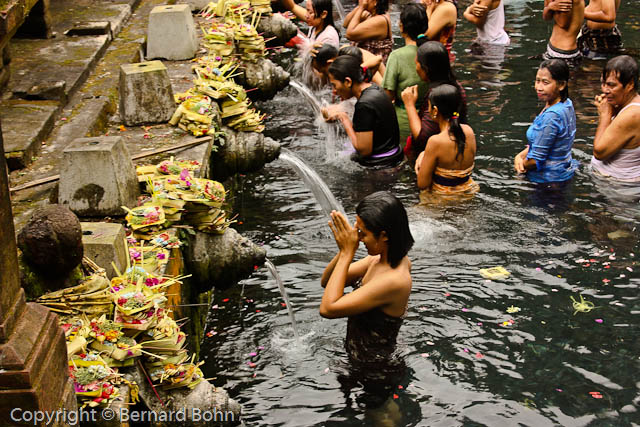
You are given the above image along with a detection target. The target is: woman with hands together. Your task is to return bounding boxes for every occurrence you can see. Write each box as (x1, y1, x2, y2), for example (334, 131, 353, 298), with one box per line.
(319, 192, 413, 367)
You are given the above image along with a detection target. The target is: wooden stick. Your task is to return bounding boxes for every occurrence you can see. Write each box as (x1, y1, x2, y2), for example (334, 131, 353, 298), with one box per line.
(9, 136, 212, 194)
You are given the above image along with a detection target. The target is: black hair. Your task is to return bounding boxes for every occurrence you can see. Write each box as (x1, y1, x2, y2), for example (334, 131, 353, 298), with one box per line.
(356, 191, 414, 268)
(374, 0, 390, 15)
(416, 41, 455, 83)
(400, 3, 428, 42)
(603, 55, 639, 91)
(313, 43, 338, 68)
(429, 84, 466, 159)
(328, 55, 366, 84)
(312, 0, 340, 37)
(338, 45, 363, 63)
(539, 59, 570, 102)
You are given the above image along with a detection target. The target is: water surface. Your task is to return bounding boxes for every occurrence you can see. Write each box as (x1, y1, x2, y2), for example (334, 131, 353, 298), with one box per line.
(201, 1, 640, 425)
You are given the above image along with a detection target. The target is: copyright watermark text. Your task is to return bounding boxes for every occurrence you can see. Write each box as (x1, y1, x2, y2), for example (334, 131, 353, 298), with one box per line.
(10, 407, 235, 425)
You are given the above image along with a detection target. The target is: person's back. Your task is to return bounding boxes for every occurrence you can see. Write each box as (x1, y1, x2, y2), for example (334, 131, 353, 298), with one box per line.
(414, 84, 478, 194)
(578, 0, 622, 57)
(542, 0, 584, 65)
(463, 0, 510, 45)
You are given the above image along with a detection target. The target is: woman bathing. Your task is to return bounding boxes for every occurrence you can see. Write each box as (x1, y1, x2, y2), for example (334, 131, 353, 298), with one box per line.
(414, 84, 479, 197)
(281, 0, 340, 52)
(324, 55, 403, 168)
(514, 59, 579, 184)
(343, 0, 393, 64)
(382, 3, 430, 143)
(401, 41, 468, 161)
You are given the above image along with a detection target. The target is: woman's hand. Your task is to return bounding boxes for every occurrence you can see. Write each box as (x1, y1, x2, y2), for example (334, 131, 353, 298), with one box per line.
(514, 147, 528, 174)
(548, 0, 572, 12)
(328, 211, 359, 254)
(401, 85, 419, 107)
(594, 93, 613, 118)
(322, 105, 345, 122)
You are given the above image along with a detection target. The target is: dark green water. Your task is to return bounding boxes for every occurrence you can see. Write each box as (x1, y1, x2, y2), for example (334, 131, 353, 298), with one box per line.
(201, 1, 640, 425)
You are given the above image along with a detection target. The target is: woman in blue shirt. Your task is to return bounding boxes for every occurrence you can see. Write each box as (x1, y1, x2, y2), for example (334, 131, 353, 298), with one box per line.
(514, 59, 579, 183)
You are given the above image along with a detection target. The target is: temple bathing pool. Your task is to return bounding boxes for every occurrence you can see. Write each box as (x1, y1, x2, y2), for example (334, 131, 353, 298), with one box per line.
(201, 1, 640, 425)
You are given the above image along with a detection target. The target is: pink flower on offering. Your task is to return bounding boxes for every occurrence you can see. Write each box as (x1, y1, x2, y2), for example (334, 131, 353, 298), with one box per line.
(157, 253, 166, 260)
(145, 277, 159, 287)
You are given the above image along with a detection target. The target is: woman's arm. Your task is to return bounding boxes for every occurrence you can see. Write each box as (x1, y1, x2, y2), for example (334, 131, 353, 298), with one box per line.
(346, 7, 388, 41)
(401, 86, 421, 139)
(593, 95, 636, 160)
(584, 0, 616, 23)
(416, 137, 439, 189)
(426, 2, 457, 40)
(320, 269, 406, 318)
(280, 0, 307, 22)
(329, 111, 373, 156)
(463, 0, 490, 26)
(321, 253, 372, 288)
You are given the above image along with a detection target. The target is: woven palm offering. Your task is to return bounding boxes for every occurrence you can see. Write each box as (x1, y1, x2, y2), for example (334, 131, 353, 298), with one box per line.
(146, 354, 205, 391)
(169, 94, 216, 137)
(251, 0, 272, 14)
(38, 271, 113, 317)
(122, 203, 166, 235)
(193, 56, 238, 82)
(68, 353, 121, 407)
(234, 20, 266, 62)
(201, 22, 235, 57)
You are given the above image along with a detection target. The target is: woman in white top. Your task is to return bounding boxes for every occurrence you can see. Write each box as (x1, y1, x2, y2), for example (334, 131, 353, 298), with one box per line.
(463, 0, 510, 45)
(281, 0, 340, 52)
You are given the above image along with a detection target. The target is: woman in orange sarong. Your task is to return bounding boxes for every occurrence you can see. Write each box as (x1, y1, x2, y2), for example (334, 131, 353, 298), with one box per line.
(414, 84, 479, 199)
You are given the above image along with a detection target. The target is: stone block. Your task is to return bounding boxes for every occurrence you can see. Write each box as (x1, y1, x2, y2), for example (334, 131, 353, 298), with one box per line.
(178, 0, 212, 11)
(81, 222, 127, 278)
(118, 60, 175, 126)
(146, 4, 198, 60)
(59, 136, 139, 216)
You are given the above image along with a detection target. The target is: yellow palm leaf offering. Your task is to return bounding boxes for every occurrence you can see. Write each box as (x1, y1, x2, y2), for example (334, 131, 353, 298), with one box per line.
(146, 354, 205, 391)
(68, 353, 121, 407)
(192, 57, 238, 82)
(37, 273, 113, 317)
(129, 244, 170, 274)
(201, 22, 235, 57)
(122, 203, 166, 232)
(235, 22, 265, 62)
(251, 0, 272, 14)
(133, 159, 235, 234)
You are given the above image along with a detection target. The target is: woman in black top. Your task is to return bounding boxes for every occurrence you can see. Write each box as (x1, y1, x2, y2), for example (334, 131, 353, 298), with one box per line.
(324, 55, 403, 168)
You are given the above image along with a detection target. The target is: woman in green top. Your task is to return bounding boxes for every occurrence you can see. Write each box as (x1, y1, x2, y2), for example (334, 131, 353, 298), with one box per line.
(382, 3, 429, 143)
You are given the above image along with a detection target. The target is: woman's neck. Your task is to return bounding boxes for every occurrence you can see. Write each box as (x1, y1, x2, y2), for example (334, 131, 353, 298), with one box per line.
(314, 22, 327, 35)
(545, 97, 562, 109)
(402, 34, 417, 46)
(437, 116, 450, 132)
(353, 81, 373, 99)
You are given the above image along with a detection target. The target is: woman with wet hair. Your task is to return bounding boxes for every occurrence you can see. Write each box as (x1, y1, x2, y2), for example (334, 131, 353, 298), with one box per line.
(320, 190, 413, 359)
(311, 44, 385, 85)
(382, 3, 430, 143)
(320, 190, 413, 409)
(343, 0, 393, 64)
(415, 84, 479, 197)
(324, 55, 403, 168)
(401, 41, 468, 160)
(281, 0, 340, 51)
(514, 59, 579, 183)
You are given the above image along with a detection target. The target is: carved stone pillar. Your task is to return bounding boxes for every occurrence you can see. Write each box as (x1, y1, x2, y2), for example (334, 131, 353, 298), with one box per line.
(0, 120, 77, 425)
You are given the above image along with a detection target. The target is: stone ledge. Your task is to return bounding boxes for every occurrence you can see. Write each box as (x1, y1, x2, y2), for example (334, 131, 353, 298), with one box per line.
(0, 99, 59, 170)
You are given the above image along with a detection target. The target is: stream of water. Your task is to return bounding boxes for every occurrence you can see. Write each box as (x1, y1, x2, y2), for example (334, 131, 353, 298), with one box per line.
(201, 1, 640, 425)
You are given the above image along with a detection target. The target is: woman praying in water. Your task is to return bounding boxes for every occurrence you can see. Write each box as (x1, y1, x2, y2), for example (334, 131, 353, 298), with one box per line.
(320, 191, 413, 370)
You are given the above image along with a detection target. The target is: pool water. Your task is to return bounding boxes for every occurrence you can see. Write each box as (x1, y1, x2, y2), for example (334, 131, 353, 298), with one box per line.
(201, 1, 640, 425)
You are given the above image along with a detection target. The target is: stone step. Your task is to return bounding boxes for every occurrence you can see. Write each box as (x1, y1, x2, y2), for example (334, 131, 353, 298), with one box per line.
(0, 99, 59, 170)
